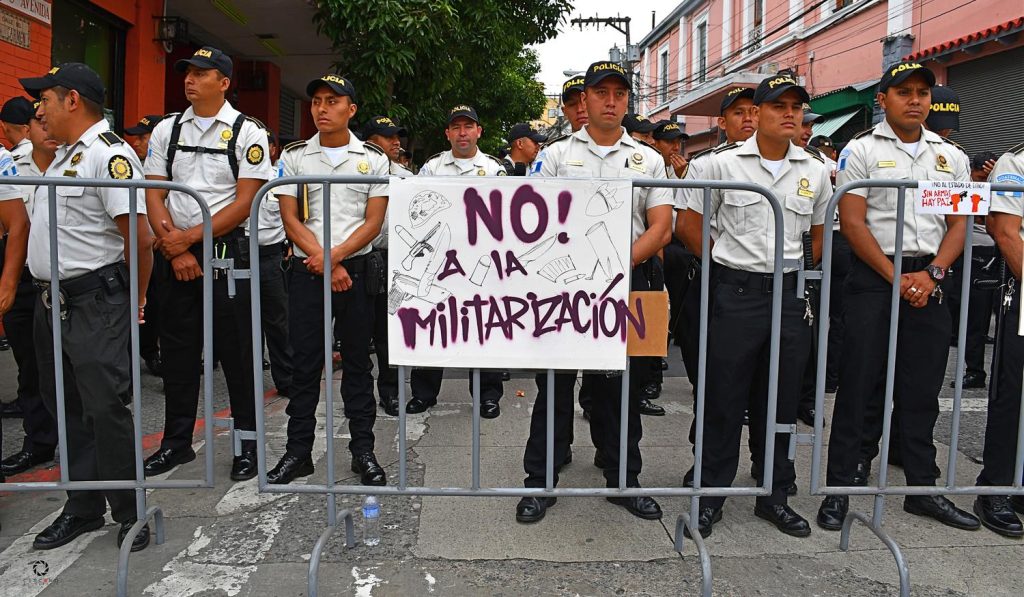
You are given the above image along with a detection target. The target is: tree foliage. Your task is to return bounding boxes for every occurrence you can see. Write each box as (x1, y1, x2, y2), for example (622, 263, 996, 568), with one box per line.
(313, 0, 571, 158)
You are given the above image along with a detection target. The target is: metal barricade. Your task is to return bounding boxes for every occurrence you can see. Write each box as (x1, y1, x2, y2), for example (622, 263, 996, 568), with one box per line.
(810, 180, 1024, 597)
(248, 175, 797, 597)
(2, 177, 217, 597)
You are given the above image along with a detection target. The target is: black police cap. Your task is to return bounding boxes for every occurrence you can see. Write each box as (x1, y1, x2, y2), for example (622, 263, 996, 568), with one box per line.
(20, 63, 106, 106)
(124, 115, 164, 136)
(306, 74, 356, 99)
(720, 87, 755, 114)
(561, 76, 585, 103)
(652, 120, 689, 141)
(508, 123, 546, 144)
(363, 115, 407, 138)
(447, 105, 480, 125)
(584, 61, 631, 90)
(753, 74, 810, 105)
(175, 46, 233, 78)
(926, 85, 960, 132)
(0, 97, 34, 125)
(623, 113, 656, 134)
(878, 61, 935, 92)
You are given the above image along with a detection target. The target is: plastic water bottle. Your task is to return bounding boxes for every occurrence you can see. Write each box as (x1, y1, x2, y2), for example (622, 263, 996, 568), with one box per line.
(362, 495, 380, 546)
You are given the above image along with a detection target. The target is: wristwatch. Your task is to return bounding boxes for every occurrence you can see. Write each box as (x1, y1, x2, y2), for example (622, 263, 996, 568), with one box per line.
(925, 264, 945, 282)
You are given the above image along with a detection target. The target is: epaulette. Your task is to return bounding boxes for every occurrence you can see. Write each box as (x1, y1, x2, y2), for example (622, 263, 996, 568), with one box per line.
(245, 116, 267, 130)
(941, 137, 966, 151)
(544, 133, 569, 145)
(282, 139, 307, 153)
(424, 151, 444, 163)
(484, 153, 505, 166)
(363, 141, 384, 155)
(803, 145, 826, 163)
(689, 147, 714, 161)
(1010, 142, 1024, 155)
(851, 128, 873, 140)
(713, 142, 741, 153)
(163, 112, 180, 120)
(98, 131, 124, 146)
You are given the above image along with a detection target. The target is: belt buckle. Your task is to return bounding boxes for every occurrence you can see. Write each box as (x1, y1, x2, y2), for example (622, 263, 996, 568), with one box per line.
(761, 274, 774, 294)
(40, 286, 69, 320)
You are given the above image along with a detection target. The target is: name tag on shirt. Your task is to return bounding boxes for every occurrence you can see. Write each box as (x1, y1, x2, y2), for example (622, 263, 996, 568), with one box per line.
(629, 164, 646, 173)
(567, 160, 584, 166)
(797, 188, 815, 198)
(63, 170, 78, 177)
(877, 160, 897, 168)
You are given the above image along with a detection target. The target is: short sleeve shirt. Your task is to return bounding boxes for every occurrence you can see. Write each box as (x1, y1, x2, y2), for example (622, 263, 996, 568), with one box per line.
(988, 147, 1024, 239)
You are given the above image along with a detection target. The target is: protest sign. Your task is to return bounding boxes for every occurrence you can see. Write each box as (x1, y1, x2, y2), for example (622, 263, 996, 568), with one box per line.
(915, 180, 990, 215)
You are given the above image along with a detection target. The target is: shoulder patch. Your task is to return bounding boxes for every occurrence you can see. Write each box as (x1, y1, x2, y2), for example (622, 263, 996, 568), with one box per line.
(98, 131, 124, 146)
(803, 146, 825, 164)
(852, 128, 873, 140)
(1010, 142, 1024, 155)
(713, 142, 741, 154)
(363, 141, 384, 155)
(107, 155, 134, 180)
(282, 139, 307, 153)
(245, 143, 265, 166)
(245, 116, 267, 130)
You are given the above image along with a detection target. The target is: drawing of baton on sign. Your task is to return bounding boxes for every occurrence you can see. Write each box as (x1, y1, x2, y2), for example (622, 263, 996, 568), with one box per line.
(586, 221, 623, 281)
(388, 224, 452, 314)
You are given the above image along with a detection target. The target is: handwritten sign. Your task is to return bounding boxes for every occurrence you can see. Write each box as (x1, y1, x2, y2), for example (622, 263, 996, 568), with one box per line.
(387, 177, 634, 370)
(915, 181, 990, 215)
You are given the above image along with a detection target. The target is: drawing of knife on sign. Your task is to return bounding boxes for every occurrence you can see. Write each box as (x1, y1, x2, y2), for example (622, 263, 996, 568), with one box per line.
(396, 221, 441, 271)
(517, 235, 556, 265)
(388, 224, 452, 314)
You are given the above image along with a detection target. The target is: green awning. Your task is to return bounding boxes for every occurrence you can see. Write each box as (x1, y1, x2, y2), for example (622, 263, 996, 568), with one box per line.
(813, 110, 860, 139)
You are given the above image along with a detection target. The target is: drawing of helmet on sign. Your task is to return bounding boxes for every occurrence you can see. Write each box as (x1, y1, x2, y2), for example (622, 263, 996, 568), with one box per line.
(408, 190, 452, 228)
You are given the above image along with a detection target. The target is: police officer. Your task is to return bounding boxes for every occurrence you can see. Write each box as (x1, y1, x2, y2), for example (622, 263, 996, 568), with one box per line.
(623, 113, 657, 144)
(974, 142, 1024, 536)
(817, 62, 980, 532)
(268, 74, 390, 486)
(516, 61, 672, 523)
(143, 47, 271, 480)
(558, 75, 588, 135)
(363, 115, 412, 416)
(253, 128, 293, 397)
(19, 63, 153, 551)
(679, 74, 828, 538)
(799, 105, 823, 147)
(1, 101, 58, 477)
(124, 114, 165, 377)
(503, 123, 546, 175)
(411, 105, 507, 418)
(1, 97, 34, 162)
(651, 120, 688, 179)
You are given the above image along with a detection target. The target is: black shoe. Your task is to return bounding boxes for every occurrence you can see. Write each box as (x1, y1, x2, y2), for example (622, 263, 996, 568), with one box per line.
(852, 460, 870, 486)
(32, 513, 105, 550)
(379, 395, 399, 416)
(0, 336, 8, 351)
(754, 502, 811, 537)
(561, 447, 573, 467)
(797, 405, 816, 427)
(640, 382, 662, 400)
(660, 358, 669, 371)
(594, 450, 609, 470)
(262, 358, 271, 371)
(501, 370, 511, 382)
(406, 396, 437, 414)
(581, 407, 591, 421)
(903, 495, 980, 531)
(368, 338, 376, 353)
(985, 334, 995, 345)
(683, 506, 722, 539)
(607, 495, 662, 520)
(1012, 495, 1024, 515)
(951, 372, 985, 389)
(480, 399, 501, 419)
(118, 519, 151, 552)
(275, 385, 291, 398)
(1, 400, 24, 418)
(824, 382, 838, 393)
(144, 447, 196, 476)
(231, 450, 258, 481)
(750, 463, 797, 496)
(816, 495, 849, 531)
(1, 449, 55, 476)
(351, 452, 386, 486)
(144, 356, 162, 377)
(974, 496, 1024, 538)
(638, 398, 665, 416)
(516, 497, 556, 523)
(742, 410, 750, 426)
(267, 454, 315, 484)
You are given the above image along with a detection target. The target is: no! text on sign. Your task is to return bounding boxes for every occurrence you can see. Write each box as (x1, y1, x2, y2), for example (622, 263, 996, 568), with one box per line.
(915, 180, 990, 215)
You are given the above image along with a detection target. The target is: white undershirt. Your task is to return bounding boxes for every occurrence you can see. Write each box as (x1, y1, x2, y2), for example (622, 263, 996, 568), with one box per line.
(897, 140, 920, 158)
(193, 115, 216, 132)
(593, 145, 615, 158)
(454, 157, 475, 170)
(761, 158, 785, 178)
(321, 145, 349, 166)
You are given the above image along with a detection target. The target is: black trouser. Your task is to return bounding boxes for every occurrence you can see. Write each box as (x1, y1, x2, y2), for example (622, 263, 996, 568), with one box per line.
(824, 231, 853, 388)
(678, 254, 703, 389)
(3, 275, 57, 454)
(523, 372, 576, 488)
(827, 256, 948, 486)
(138, 250, 163, 362)
(371, 250, 398, 400)
(410, 369, 504, 403)
(259, 242, 293, 393)
(287, 258, 376, 457)
(698, 267, 809, 510)
(34, 272, 136, 523)
(978, 281, 1024, 486)
(963, 246, 997, 378)
(159, 237, 256, 452)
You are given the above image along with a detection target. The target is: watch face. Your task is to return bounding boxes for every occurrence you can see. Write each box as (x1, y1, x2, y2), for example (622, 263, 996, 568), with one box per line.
(927, 265, 944, 280)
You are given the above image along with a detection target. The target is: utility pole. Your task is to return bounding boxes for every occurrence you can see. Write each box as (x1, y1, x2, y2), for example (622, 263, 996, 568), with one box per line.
(571, 15, 636, 114)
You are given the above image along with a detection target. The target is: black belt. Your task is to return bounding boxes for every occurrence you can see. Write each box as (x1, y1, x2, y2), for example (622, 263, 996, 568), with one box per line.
(214, 228, 247, 244)
(715, 266, 797, 293)
(34, 262, 127, 297)
(258, 242, 286, 258)
(291, 254, 366, 274)
(885, 255, 934, 272)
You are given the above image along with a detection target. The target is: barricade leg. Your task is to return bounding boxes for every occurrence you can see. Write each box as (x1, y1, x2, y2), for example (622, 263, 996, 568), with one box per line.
(308, 508, 356, 597)
(673, 514, 713, 597)
(116, 505, 165, 597)
(214, 416, 242, 456)
(840, 508, 910, 597)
